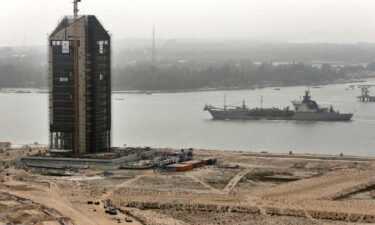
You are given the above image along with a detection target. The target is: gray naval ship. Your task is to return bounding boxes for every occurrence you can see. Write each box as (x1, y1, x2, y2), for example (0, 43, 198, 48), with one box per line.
(204, 90, 353, 121)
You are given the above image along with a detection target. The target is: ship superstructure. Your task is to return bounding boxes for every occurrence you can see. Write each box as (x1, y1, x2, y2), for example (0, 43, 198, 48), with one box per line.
(291, 90, 353, 121)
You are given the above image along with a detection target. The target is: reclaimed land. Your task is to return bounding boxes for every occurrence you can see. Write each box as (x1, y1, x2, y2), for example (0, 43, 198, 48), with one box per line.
(2, 148, 375, 224)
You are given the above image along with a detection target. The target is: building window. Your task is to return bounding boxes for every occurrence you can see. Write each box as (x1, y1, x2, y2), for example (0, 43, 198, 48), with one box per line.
(99, 74, 104, 80)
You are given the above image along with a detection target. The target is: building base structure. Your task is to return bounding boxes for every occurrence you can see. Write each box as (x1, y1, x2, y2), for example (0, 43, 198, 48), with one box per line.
(21, 148, 155, 170)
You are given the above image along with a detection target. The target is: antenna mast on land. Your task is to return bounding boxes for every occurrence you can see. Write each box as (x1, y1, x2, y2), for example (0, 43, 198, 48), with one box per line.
(73, 0, 81, 154)
(152, 25, 156, 64)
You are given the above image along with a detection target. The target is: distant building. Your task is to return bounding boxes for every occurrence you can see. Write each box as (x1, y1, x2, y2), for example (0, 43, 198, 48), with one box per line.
(0, 142, 12, 148)
(48, 15, 111, 154)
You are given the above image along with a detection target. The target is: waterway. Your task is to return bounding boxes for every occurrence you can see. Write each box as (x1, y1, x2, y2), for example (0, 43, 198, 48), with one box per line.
(1, 82, 375, 156)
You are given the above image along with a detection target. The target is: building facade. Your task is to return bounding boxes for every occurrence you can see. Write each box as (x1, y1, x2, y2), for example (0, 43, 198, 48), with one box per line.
(48, 15, 111, 154)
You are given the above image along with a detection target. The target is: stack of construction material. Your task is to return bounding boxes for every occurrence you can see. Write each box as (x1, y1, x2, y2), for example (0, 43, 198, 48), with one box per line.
(167, 158, 217, 172)
(0, 142, 11, 148)
(201, 159, 209, 165)
(206, 158, 217, 165)
(182, 160, 205, 168)
(0, 142, 11, 150)
(167, 163, 193, 172)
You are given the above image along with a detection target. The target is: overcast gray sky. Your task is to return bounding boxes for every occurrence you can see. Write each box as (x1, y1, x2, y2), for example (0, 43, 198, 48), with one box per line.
(1, 0, 375, 46)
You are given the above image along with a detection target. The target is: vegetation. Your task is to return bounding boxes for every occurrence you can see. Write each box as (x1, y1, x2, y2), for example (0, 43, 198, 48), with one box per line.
(113, 61, 349, 91)
(0, 47, 46, 88)
(0, 41, 374, 91)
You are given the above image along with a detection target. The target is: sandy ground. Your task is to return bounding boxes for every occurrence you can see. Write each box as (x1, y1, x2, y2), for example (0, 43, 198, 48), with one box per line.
(1, 148, 375, 224)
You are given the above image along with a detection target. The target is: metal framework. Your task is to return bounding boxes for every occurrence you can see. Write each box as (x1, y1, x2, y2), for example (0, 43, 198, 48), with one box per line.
(73, 0, 80, 153)
(357, 85, 375, 102)
(49, 5, 111, 154)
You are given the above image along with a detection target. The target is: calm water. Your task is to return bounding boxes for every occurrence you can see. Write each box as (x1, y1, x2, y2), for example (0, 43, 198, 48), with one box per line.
(1, 82, 375, 156)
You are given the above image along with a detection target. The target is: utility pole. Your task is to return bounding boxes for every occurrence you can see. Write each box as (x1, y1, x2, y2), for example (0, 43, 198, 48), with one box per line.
(73, 0, 81, 154)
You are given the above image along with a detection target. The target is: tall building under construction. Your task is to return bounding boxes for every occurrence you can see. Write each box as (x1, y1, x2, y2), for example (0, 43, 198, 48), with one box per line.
(48, 15, 111, 154)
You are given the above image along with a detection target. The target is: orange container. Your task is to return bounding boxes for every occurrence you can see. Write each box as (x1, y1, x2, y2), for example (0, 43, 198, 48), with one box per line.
(0, 142, 11, 147)
(168, 163, 193, 172)
(182, 160, 203, 168)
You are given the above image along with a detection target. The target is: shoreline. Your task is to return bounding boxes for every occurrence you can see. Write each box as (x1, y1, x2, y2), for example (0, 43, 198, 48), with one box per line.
(0, 78, 367, 94)
(6, 144, 375, 160)
(112, 78, 365, 94)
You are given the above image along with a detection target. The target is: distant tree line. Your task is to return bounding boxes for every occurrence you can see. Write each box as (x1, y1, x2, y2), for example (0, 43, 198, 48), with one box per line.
(112, 61, 354, 91)
(1, 42, 375, 90)
(0, 47, 46, 88)
(0, 61, 46, 88)
(114, 40, 375, 64)
(0, 56, 369, 91)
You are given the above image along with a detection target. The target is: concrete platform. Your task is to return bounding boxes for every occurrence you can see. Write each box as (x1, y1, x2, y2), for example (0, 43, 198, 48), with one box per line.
(21, 149, 155, 170)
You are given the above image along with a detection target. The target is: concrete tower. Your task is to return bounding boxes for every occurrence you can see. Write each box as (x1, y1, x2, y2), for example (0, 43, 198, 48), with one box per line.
(48, 15, 111, 154)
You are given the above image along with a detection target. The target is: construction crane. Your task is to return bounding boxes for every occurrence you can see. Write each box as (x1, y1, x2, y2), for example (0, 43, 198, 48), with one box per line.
(357, 85, 375, 102)
(73, 0, 81, 154)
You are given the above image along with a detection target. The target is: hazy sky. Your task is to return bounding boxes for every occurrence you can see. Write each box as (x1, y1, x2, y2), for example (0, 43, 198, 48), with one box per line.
(1, 0, 375, 46)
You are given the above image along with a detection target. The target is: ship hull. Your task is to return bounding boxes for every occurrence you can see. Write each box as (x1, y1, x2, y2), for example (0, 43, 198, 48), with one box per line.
(207, 109, 353, 121)
(208, 109, 294, 120)
(292, 112, 353, 121)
